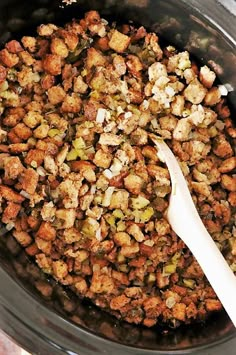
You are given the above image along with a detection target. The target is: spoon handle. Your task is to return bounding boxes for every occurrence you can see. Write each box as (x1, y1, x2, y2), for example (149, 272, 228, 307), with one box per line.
(153, 137, 236, 327)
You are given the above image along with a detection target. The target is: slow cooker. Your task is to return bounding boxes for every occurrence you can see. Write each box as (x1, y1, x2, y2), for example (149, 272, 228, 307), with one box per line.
(0, 0, 235, 354)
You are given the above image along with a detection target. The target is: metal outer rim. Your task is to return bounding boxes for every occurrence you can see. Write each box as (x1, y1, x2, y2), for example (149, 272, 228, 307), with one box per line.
(0, 0, 236, 353)
(0, 267, 235, 355)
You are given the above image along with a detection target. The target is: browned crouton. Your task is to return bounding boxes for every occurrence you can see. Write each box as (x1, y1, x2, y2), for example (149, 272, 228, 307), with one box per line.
(35, 237, 52, 255)
(36, 221, 56, 241)
(21, 168, 39, 194)
(109, 190, 129, 210)
(204, 87, 221, 106)
(229, 192, 236, 207)
(75, 279, 88, 294)
(25, 243, 40, 256)
(37, 23, 58, 37)
(6, 40, 23, 54)
(70, 160, 95, 172)
(156, 271, 169, 288)
(108, 30, 131, 53)
(120, 243, 139, 257)
(4, 156, 24, 179)
(73, 76, 88, 94)
(9, 143, 29, 154)
(36, 253, 52, 274)
(199, 65, 216, 88)
(218, 157, 236, 173)
(19, 50, 35, 66)
(61, 93, 82, 113)
(13, 123, 32, 140)
(0, 65, 7, 83)
(86, 47, 106, 69)
(47, 85, 66, 105)
(110, 295, 130, 310)
(50, 37, 68, 58)
(114, 232, 131, 246)
(124, 174, 143, 195)
(21, 36, 37, 52)
(52, 260, 68, 279)
(41, 74, 55, 90)
(205, 299, 222, 312)
(98, 133, 122, 146)
(93, 149, 112, 168)
(221, 175, 236, 192)
(127, 223, 145, 242)
(2, 202, 21, 223)
(55, 209, 76, 229)
(13, 230, 32, 247)
(42, 54, 62, 76)
(90, 273, 114, 294)
(0, 185, 25, 203)
(184, 79, 207, 104)
(213, 135, 233, 158)
(24, 149, 45, 166)
(57, 30, 78, 51)
(172, 303, 186, 321)
(0, 48, 19, 67)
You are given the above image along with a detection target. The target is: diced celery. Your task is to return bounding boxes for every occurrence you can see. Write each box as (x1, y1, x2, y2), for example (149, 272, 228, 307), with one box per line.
(72, 137, 86, 150)
(147, 273, 156, 283)
(66, 149, 78, 161)
(76, 149, 88, 160)
(106, 215, 116, 226)
(81, 220, 96, 239)
(117, 253, 126, 263)
(113, 209, 124, 219)
(48, 128, 61, 137)
(171, 252, 181, 263)
(131, 195, 150, 209)
(163, 263, 177, 275)
(140, 206, 154, 222)
(117, 221, 126, 232)
(119, 264, 129, 273)
(183, 278, 196, 289)
(94, 195, 102, 205)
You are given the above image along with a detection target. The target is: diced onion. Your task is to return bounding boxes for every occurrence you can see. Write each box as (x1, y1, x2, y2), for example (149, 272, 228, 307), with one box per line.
(90, 185, 96, 194)
(37, 166, 46, 176)
(124, 111, 132, 119)
(95, 227, 102, 241)
(166, 296, 176, 309)
(103, 169, 113, 179)
(218, 85, 228, 96)
(6, 222, 15, 231)
(20, 190, 31, 199)
(151, 118, 159, 129)
(102, 186, 115, 207)
(96, 108, 107, 123)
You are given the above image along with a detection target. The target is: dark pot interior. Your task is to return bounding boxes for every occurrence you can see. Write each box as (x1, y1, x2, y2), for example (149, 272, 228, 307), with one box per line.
(0, 0, 235, 354)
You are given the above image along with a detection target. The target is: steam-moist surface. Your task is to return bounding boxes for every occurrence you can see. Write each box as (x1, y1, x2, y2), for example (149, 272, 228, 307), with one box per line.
(0, 11, 235, 328)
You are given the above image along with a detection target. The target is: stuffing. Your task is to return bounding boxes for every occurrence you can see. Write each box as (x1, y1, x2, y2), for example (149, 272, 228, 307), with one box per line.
(184, 79, 207, 104)
(108, 30, 131, 53)
(3, 156, 24, 179)
(124, 174, 143, 195)
(20, 168, 39, 195)
(0, 48, 19, 67)
(42, 54, 62, 75)
(0, 10, 235, 330)
(47, 86, 66, 105)
(199, 65, 216, 88)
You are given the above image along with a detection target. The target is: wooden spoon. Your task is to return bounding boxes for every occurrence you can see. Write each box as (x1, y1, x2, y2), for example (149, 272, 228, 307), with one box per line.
(151, 134, 236, 327)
